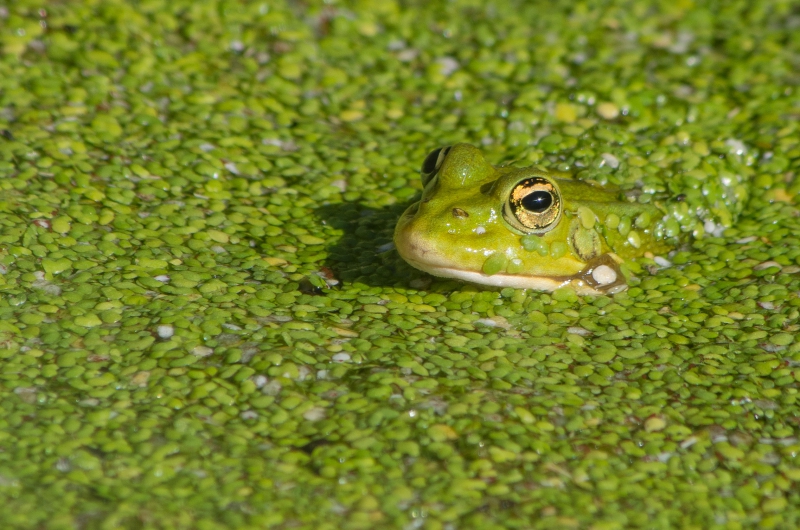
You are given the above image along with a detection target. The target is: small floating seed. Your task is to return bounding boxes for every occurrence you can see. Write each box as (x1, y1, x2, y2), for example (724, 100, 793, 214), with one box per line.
(754, 261, 782, 271)
(653, 256, 672, 267)
(550, 241, 567, 259)
(600, 153, 620, 169)
(617, 216, 631, 237)
(596, 102, 619, 119)
(644, 417, 666, 432)
(521, 235, 549, 256)
(482, 253, 508, 275)
(592, 265, 617, 286)
(577, 206, 596, 229)
(635, 212, 651, 229)
(506, 258, 524, 274)
(664, 218, 681, 238)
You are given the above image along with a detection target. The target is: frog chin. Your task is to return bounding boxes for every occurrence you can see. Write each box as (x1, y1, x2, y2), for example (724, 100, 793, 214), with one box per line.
(411, 259, 572, 290)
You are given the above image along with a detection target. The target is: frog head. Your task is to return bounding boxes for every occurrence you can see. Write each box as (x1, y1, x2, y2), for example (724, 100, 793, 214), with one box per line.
(394, 144, 670, 294)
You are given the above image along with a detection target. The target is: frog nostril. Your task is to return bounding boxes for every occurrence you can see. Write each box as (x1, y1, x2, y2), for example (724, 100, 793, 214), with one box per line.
(452, 208, 469, 219)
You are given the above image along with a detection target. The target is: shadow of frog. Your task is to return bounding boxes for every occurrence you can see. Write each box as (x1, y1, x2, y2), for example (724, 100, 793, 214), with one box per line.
(314, 201, 491, 293)
(314, 201, 419, 289)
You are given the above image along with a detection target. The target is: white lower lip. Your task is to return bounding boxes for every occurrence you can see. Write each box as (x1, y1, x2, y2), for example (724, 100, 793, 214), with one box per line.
(404, 258, 607, 295)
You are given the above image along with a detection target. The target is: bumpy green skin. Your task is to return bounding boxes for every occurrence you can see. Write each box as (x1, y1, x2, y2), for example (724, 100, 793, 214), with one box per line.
(395, 144, 673, 293)
(569, 142, 752, 244)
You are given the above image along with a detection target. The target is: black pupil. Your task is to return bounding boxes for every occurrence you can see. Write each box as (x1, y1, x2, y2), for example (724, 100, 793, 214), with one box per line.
(421, 147, 443, 174)
(521, 190, 552, 212)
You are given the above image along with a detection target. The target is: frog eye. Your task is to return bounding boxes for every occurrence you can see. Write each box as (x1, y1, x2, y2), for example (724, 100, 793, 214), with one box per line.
(421, 146, 451, 187)
(504, 177, 562, 234)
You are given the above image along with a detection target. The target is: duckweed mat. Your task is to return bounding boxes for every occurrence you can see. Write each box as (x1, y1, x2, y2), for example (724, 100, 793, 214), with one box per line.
(1, 1, 800, 528)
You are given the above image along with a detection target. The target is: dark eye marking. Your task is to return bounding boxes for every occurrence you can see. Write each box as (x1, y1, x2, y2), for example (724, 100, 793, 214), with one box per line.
(503, 177, 562, 234)
(521, 190, 553, 213)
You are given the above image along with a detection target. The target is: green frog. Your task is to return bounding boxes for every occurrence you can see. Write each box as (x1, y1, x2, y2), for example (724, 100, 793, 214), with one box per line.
(394, 143, 682, 294)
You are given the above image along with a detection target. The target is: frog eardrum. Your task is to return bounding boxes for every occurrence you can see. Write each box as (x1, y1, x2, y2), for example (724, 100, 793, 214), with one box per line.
(503, 177, 562, 235)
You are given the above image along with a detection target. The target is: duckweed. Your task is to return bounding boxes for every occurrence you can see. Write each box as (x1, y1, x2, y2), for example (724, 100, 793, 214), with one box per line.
(1, 0, 800, 529)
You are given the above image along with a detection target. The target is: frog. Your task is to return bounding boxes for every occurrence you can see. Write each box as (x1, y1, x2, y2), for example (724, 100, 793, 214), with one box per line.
(394, 143, 678, 295)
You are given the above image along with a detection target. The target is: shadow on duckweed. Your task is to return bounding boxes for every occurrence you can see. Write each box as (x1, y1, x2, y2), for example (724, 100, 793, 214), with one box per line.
(315, 201, 425, 289)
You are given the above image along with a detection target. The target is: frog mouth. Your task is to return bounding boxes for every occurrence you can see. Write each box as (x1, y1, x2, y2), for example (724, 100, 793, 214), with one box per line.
(406, 257, 625, 295)
(406, 256, 574, 290)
